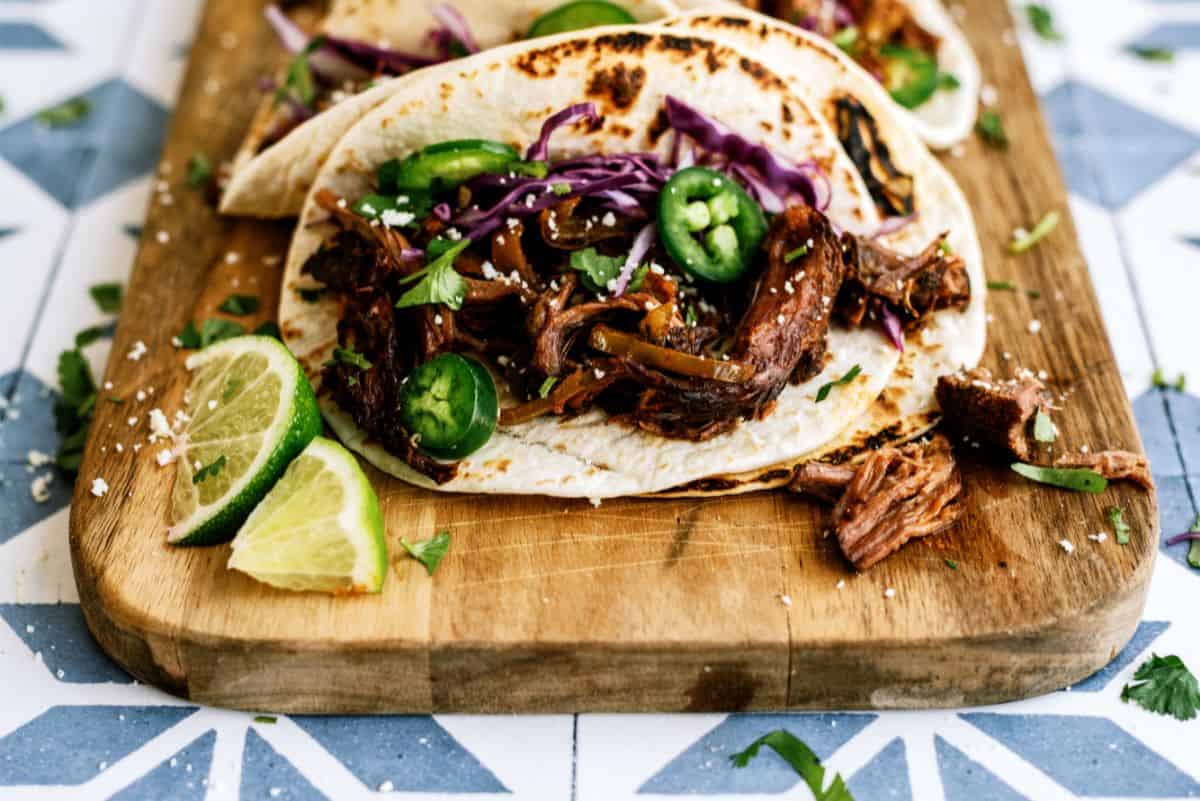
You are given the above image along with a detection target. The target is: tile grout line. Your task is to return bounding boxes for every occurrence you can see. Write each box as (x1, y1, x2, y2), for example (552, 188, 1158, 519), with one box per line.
(9, 0, 153, 397)
(569, 713, 579, 801)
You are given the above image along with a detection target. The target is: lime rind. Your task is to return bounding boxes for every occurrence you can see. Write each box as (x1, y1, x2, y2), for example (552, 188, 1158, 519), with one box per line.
(227, 437, 387, 594)
(168, 336, 321, 546)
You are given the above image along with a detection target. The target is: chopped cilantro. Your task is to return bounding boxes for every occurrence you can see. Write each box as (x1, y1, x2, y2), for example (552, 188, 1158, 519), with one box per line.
(538, 377, 557, 398)
(815, 365, 862, 403)
(1106, 505, 1131, 545)
(176, 320, 202, 349)
(568, 247, 646, 295)
(108, 396, 124, 404)
(54, 348, 98, 474)
(276, 37, 322, 109)
(1025, 4, 1062, 42)
(37, 97, 91, 128)
(1186, 515, 1200, 570)
(396, 239, 471, 310)
(298, 287, 325, 303)
(1127, 45, 1174, 63)
(1175, 373, 1187, 392)
(1010, 210, 1060, 254)
(74, 325, 107, 348)
(1010, 462, 1107, 493)
(1032, 409, 1056, 443)
(509, 160, 549, 179)
(187, 153, 212, 188)
(731, 730, 853, 801)
(685, 304, 699, 327)
(327, 346, 372, 371)
(192, 455, 227, 485)
(944, 558, 959, 570)
(1121, 654, 1200, 721)
(89, 282, 123, 313)
(252, 321, 281, 340)
(200, 318, 245, 347)
(938, 240, 953, 255)
(253, 715, 277, 724)
(831, 26, 858, 55)
(1152, 369, 1186, 392)
(218, 294, 260, 315)
(785, 245, 809, 263)
(551, 182, 572, 196)
(975, 109, 1008, 149)
(987, 280, 1017, 291)
(400, 530, 451, 576)
(937, 72, 961, 91)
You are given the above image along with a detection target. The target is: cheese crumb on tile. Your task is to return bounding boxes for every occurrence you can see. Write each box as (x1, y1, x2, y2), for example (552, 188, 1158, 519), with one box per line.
(31, 473, 53, 503)
(91, 478, 109, 497)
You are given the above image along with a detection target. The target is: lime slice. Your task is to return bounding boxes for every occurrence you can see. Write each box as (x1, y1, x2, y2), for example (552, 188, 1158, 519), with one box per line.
(168, 336, 321, 546)
(228, 437, 387, 593)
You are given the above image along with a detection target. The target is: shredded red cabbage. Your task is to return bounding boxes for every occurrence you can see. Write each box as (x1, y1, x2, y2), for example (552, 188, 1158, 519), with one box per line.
(454, 171, 647, 238)
(880, 305, 904, 351)
(400, 247, 426, 263)
(613, 223, 657, 297)
(264, 5, 370, 83)
(432, 202, 452, 222)
(526, 104, 600, 162)
(431, 3, 480, 54)
(873, 212, 919, 239)
(1165, 531, 1200, 545)
(664, 96, 831, 211)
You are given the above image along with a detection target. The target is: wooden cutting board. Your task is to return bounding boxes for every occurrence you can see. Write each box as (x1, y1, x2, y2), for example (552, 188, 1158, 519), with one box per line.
(69, 0, 1157, 713)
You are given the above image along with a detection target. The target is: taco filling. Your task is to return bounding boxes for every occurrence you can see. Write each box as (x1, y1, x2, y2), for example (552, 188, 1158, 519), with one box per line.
(784, 0, 956, 110)
(301, 100, 970, 483)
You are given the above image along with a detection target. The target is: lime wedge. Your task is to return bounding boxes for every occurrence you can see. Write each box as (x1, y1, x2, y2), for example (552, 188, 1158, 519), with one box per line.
(168, 336, 321, 546)
(228, 437, 387, 593)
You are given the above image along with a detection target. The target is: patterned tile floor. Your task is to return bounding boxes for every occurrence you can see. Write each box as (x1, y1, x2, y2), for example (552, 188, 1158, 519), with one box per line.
(0, 0, 1198, 798)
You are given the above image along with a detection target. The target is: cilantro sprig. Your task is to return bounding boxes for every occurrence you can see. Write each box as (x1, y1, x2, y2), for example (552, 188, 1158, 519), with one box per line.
(1025, 4, 1062, 42)
(400, 530, 451, 576)
(1106, 505, 1131, 545)
(976, 110, 1008, 149)
(815, 365, 862, 403)
(569, 247, 646, 295)
(1010, 463, 1107, 493)
(37, 97, 91, 128)
(218, 294, 260, 316)
(54, 348, 98, 473)
(731, 730, 853, 801)
(89, 282, 123, 313)
(396, 239, 471, 310)
(1121, 654, 1200, 721)
(177, 319, 245, 349)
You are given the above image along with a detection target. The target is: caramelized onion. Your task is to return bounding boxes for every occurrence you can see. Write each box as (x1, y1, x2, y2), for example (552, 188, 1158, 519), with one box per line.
(589, 325, 753, 383)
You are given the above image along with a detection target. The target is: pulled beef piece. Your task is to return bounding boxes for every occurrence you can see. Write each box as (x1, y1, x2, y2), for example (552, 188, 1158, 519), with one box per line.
(935, 368, 1050, 461)
(539, 197, 638, 250)
(624, 204, 846, 439)
(830, 435, 963, 570)
(834, 96, 914, 218)
(788, 461, 857, 504)
(843, 0, 940, 53)
(1056, 450, 1154, 490)
(491, 222, 539, 288)
(837, 234, 970, 328)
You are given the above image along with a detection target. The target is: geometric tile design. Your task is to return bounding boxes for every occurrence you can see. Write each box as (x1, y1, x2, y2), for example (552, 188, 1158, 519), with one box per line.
(1163, 391, 1200, 470)
(0, 706, 196, 785)
(0, 23, 67, 50)
(637, 713, 878, 794)
(1132, 391, 1185, 476)
(936, 736, 1029, 801)
(292, 716, 509, 794)
(0, 369, 74, 545)
(108, 729, 215, 801)
(1040, 81, 1200, 208)
(0, 79, 166, 210)
(848, 737, 912, 801)
(240, 730, 330, 801)
(1127, 23, 1200, 52)
(0, 603, 134, 684)
(1068, 620, 1171, 691)
(960, 714, 1200, 797)
(1157, 475, 1200, 571)
(0, 227, 18, 241)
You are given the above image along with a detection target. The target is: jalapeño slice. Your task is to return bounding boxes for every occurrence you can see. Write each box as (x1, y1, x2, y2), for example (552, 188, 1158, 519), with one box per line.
(527, 1, 636, 38)
(657, 166, 767, 284)
(379, 139, 519, 193)
(398, 354, 498, 460)
(880, 45, 940, 109)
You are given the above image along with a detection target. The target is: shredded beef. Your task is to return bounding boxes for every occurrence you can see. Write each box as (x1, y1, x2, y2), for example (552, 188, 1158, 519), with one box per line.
(829, 435, 964, 570)
(837, 234, 970, 328)
(1056, 450, 1153, 490)
(788, 461, 857, 503)
(935, 368, 1050, 461)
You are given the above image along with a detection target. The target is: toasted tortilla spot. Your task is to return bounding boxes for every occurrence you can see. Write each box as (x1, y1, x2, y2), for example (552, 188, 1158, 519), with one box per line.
(586, 64, 646, 111)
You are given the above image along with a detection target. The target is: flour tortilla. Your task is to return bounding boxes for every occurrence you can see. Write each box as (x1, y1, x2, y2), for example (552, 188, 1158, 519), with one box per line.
(280, 27, 905, 498)
(671, 0, 979, 149)
(644, 8, 986, 492)
(220, 0, 681, 217)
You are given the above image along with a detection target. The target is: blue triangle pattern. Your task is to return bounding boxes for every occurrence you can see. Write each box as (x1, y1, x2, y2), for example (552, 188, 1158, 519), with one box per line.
(637, 713, 877, 795)
(0, 369, 74, 545)
(0, 603, 133, 684)
(1132, 391, 1185, 476)
(241, 730, 329, 801)
(961, 713, 1200, 797)
(292, 715, 508, 794)
(1068, 620, 1171, 691)
(1128, 22, 1200, 51)
(848, 737, 911, 801)
(0, 78, 167, 209)
(1183, 236, 1200, 250)
(1040, 80, 1200, 209)
(1163, 391, 1200, 473)
(935, 736, 1028, 801)
(0, 706, 196, 786)
(0, 227, 18, 241)
(108, 730, 215, 801)
(0, 22, 65, 50)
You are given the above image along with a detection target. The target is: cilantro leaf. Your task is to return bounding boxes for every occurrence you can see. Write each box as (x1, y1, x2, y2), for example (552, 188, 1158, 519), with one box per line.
(327, 346, 372, 371)
(400, 530, 451, 576)
(252, 321, 281, 340)
(37, 97, 91, 128)
(396, 239, 471, 310)
(538, 377, 557, 398)
(176, 320, 202, 349)
(815, 364, 862, 403)
(1025, 4, 1062, 42)
(187, 153, 212, 188)
(1121, 654, 1200, 721)
(74, 325, 108, 348)
(276, 37, 322, 109)
(1010, 463, 1107, 493)
(1186, 515, 1200, 570)
(1032, 409, 1056, 443)
(1106, 505, 1131, 545)
(785, 245, 809, 263)
(89, 282, 123, 313)
(54, 347, 97, 474)
(217, 294, 260, 315)
(192, 454, 227, 485)
(1127, 45, 1173, 63)
(731, 730, 854, 801)
(1010, 210, 1060, 254)
(830, 26, 858, 55)
(976, 110, 1008, 149)
(253, 715, 277, 724)
(937, 72, 961, 91)
(568, 248, 646, 295)
(200, 318, 245, 347)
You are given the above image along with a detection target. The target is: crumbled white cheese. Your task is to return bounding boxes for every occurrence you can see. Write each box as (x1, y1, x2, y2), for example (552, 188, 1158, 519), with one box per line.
(1088, 532, 1108, 543)
(1058, 539, 1075, 554)
(224, 251, 240, 264)
(126, 340, 148, 361)
(378, 781, 395, 793)
(601, 211, 616, 227)
(884, 588, 896, 598)
(835, 579, 846, 590)
(1027, 319, 1042, 334)
(148, 408, 171, 439)
(381, 209, 415, 228)
(779, 594, 792, 607)
(31, 473, 53, 503)
(589, 497, 602, 507)
(156, 449, 176, 467)
(126, 416, 139, 427)
(27, 450, 52, 468)
(91, 478, 109, 497)
(156, 230, 170, 244)
(981, 84, 998, 107)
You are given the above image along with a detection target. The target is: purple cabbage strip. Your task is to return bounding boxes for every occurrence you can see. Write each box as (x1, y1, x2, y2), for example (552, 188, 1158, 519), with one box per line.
(264, 5, 370, 83)
(1165, 531, 1200, 546)
(400, 247, 426, 263)
(432, 203, 452, 222)
(873, 212, 919, 239)
(322, 34, 440, 72)
(880, 305, 904, 352)
(613, 223, 658, 297)
(431, 3, 480, 54)
(664, 95, 831, 211)
(454, 173, 646, 239)
(526, 103, 600, 162)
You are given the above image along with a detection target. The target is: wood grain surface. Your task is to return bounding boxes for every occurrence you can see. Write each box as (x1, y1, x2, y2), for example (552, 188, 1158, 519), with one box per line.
(68, 0, 1158, 713)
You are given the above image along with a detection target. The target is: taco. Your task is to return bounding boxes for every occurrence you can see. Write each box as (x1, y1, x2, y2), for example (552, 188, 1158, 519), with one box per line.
(279, 27, 981, 498)
(220, 0, 680, 217)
